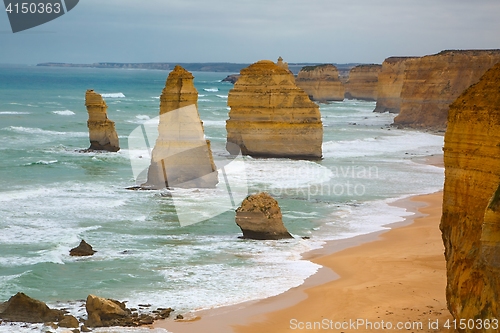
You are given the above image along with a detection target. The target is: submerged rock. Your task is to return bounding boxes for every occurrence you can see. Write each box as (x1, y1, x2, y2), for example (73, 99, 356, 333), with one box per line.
(235, 192, 293, 240)
(0, 292, 65, 323)
(85, 90, 120, 152)
(69, 240, 97, 257)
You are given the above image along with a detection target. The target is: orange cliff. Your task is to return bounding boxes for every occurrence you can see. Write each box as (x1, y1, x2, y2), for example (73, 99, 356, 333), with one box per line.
(393, 49, 500, 130)
(373, 57, 418, 113)
(295, 64, 345, 102)
(441, 62, 500, 330)
(84, 90, 120, 152)
(143, 65, 218, 189)
(226, 60, 323, 159)
(344, 64, 381, 101)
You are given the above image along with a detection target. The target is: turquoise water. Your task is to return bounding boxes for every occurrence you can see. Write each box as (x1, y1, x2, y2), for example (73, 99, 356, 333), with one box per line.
(0, 65, 444, 332)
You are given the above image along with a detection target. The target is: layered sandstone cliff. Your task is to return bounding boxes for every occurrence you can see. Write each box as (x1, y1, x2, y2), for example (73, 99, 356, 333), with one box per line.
(85, 90, 120, 152)
(393, 50, 500, 130)
(226, 60, 323, 159)
(295, 64, 345, 101)
(344, 64, 381, 101)
(373, 57, 417, 113)
(143, 65, 218, 189)
(441, 62, 500, 330)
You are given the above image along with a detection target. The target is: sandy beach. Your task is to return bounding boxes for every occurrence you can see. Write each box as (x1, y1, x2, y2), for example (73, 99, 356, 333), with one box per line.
(155, 157, 451, 333)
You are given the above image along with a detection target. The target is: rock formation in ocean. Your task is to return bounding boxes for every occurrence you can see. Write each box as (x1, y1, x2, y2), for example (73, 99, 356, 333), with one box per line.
(235, 192, 293, 240)
(441, 62, 500, 327)
(373, 57, 418, 113)
(86, 294, 130, 327)
(85, 294, 173, 327)
(69, 239, 97, 256)
(226, 59, 323, 159)
(393, 49, 500, 130)
(222, 74, 240, 84)
(143, 65, 218, 189)
(295, 64, 345, 101)
(85, 90, 120, 152)
(344, 64, 382, 101)
(0, 293, 65, 323)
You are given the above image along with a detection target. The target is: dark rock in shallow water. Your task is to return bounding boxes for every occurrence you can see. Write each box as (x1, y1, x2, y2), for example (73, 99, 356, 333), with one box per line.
(235, 192, 293, 240)
(70, 240, 97, 257)
(0, 292, 65, 323)
(221, 74, 240, 84)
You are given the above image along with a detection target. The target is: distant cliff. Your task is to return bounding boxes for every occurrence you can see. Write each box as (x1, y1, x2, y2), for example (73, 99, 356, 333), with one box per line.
(344, 64, 382, 101)
(441, 62, 500, 329)
(373, 57, 417, 113)
(37, 62, 251, 73)
(393, 50, 500, 130)
(295, 64, 345, 101)
(226, 60, 323, 159)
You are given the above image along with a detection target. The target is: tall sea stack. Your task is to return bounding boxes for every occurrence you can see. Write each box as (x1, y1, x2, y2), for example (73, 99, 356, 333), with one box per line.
(441, 62, 500, 329)
(226, 59, 323, 159)
(295, 64, 345, 102)
(85, 90, 120, 152)
(143, 65, 218, 189)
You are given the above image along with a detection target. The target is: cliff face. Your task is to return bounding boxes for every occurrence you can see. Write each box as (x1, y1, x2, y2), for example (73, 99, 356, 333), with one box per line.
(144, 65, 218, 189)
(441, 62, 500, 329)
(295, 64, 345, 101)
(344, 64, 382, 101)
(85, 90, 120, 152)
(226, 60, 323, 159)
(394, 50, 500, 130)
(373, 57, 417, 113)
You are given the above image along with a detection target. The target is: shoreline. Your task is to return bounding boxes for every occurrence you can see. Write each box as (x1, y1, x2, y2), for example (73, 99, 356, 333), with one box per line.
(154, 156, 450, 333)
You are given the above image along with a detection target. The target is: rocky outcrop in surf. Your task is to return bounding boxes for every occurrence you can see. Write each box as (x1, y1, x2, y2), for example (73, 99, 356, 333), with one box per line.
(226, 59, 323, 159)
(373, 57, 417, 113)
(0, 293, 65, 323)
(85, 90, 120, 152)
(143, 65, 218, 189)
(344, 64, 382, 101)
(69, 239, 97, 257)
(236, 192, 293, 240)
(295, 64, 345, 101)
(393, 49, 500, 130)
(441, 62, 500, 328)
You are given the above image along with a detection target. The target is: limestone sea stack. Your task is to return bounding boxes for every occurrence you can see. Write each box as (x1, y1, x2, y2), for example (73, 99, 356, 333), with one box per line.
(143, 65, 218, 189)
(85, 90, 120, 152)
(226, 59, 323, 159)
(235, 192, 293, 240)
(295, 64, 345, 102)
(373, 57, 418, 113)
(440, 62, 500, 325)
(393, 49, 500, 130)
(344, 64, 382, 101)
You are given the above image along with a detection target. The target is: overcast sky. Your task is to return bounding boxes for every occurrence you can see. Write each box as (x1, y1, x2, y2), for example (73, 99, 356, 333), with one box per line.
(1, 0, 499, 65)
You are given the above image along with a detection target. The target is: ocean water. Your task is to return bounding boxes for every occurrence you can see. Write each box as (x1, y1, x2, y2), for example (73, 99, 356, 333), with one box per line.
(0, 65, 444, 332)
